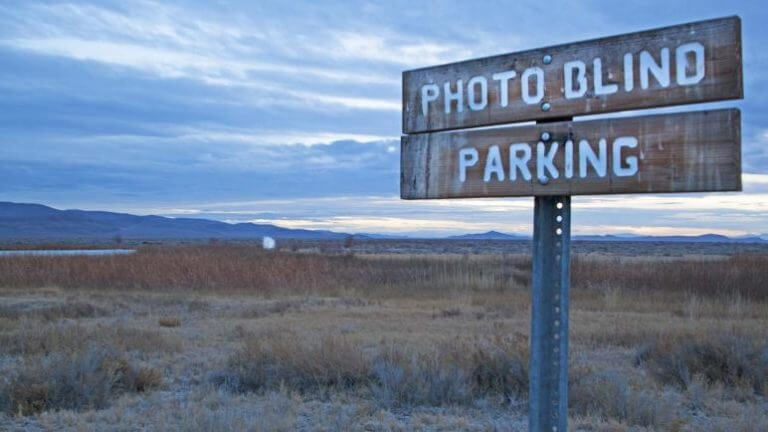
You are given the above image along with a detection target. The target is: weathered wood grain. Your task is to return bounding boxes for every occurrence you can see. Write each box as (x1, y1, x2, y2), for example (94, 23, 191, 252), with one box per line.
(403, 16, 742, 134)
(401, 109, 741, 199)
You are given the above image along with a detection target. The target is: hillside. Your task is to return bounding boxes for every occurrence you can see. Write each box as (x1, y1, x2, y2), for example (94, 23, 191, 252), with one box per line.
(0, 202, 348, 240)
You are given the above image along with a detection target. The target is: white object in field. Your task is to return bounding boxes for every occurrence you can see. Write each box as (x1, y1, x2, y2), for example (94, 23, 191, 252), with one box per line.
(262, 236, 276, 250)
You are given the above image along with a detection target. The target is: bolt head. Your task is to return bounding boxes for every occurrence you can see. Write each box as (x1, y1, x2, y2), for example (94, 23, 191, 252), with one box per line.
(540, 131, 551, 141)
(543, 54, 553, 64)
(541, 102, 551, 112)
(538, 175, 549, 185)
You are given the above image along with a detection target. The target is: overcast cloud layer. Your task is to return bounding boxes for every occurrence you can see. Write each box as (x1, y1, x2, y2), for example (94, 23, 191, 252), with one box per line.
(1, 0, 766, 236)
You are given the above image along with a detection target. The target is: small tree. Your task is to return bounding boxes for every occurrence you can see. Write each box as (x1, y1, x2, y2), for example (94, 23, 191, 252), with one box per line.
(343, 235, 355, 249)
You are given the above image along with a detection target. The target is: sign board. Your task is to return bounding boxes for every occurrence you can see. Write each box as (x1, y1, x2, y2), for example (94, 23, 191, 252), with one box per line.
(399, 16, 743, 432)
(401, 109, 741, 199)
(403, 16, 742, 134)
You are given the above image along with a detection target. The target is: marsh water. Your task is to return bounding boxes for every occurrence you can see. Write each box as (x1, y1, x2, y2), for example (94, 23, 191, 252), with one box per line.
(0, 249, 136, 257)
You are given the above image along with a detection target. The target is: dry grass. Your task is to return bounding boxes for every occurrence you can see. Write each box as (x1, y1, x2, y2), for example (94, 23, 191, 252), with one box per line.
(0, 245, 765, 430)
(0, 322, 182, 357)
(0, 245, 528, 296)
(0, 245, 764, 302)
(572, 253, 768, 300)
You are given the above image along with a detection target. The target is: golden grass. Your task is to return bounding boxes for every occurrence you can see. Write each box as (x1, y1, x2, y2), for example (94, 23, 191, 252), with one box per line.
(0, 246, 764, 301)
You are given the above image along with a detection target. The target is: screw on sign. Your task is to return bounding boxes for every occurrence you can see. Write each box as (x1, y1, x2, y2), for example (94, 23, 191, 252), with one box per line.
(399, 16, 743, 432)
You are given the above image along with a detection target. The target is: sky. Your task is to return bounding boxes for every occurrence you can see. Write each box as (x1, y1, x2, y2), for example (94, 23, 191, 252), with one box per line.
(1, 0, 766, 237)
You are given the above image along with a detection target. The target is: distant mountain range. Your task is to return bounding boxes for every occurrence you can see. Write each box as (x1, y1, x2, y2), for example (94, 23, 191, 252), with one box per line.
(447, 231, 528, 240)
(576, 233, 767, 243)
(0, 202, 350, 240)
(0, 202, 765, 243)
(449, 230, 767, 244)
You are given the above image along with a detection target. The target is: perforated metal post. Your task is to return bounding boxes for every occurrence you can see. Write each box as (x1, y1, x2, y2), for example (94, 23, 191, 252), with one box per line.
(530, 195, 570, 432)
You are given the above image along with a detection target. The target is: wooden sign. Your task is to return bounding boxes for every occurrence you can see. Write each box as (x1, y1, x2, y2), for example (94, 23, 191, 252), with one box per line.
(403, 16, 742, 134)
(399, 17, 743, 432)
(401, 109, 740, 199)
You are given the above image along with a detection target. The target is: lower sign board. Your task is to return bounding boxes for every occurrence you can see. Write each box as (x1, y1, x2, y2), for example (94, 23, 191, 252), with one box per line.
(401, 109, 740, 199)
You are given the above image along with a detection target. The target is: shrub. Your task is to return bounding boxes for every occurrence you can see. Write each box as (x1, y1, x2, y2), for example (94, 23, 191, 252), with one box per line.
(469, 343, 528, 398)
(134, 366, 164, 392)
(635, 333, 768, 397)
(370, 349, 472, 407)
(0, 345, 163, 415)
(158, 316, 181, 327)
(219, 334, 368, 394)
(569, 369, 680, 428)
(570, 370, 629, 420)
(218, 334, 528, 408)
(369, 339, 529, 407)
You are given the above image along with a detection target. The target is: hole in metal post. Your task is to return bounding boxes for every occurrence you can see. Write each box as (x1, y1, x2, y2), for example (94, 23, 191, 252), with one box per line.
(556, 215, 563, 222)
(556, 228, 562, 235)
(556, 202, 563, 209)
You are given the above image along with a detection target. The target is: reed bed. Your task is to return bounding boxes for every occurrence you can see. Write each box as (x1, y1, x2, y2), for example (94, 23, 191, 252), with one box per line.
(0, 245, 765, 301)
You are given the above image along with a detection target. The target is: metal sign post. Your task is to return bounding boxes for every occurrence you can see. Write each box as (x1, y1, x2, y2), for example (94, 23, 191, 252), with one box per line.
(530, 196, 570, 431)
(399, 16, 743, 432)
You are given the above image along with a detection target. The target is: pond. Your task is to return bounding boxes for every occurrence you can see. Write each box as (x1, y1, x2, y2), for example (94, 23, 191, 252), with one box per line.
(0, 249, 137, 257)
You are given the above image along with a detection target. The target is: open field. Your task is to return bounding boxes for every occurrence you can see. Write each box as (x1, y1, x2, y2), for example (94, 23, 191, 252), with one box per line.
(0, 244, 766, 431)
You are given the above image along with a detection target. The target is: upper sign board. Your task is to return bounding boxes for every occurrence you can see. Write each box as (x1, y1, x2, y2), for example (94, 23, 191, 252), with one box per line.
(401, 109, 740, 199)
(402, 16, 742, 134)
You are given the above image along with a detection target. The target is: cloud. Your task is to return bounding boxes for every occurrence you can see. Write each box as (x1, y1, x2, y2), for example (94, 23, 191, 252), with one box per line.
(0, 139, 402, 205)
(249, 216, 514, 234)
(4, 38, 400, 112)
(744, 172, 768, 186)
(326, 32, 477, 67)
(0, 0, 767, 237)
(742, 130, 768, 174)
(9, 38, 399, 86)
(572, 224, 746, 237)
(1, 1, 407, 116)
